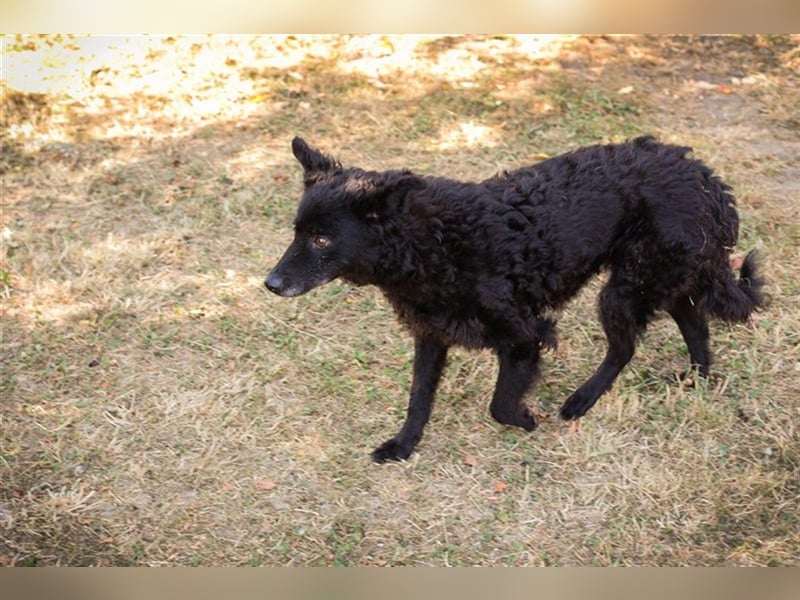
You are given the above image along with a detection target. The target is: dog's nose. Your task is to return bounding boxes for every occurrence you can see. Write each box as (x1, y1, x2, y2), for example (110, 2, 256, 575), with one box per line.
(264, 272, 284, 294)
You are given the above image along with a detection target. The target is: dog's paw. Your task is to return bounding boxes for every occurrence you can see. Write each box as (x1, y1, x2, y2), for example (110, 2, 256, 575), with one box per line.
(505, 408, 538, 431)
(559, 392, 590, 421)
(674, 365, 713, 386)
(371, 438, 413, 463)
(517, 408, 538, 431)
(490, 405, 538, 431)
(674, 368, 718, 389)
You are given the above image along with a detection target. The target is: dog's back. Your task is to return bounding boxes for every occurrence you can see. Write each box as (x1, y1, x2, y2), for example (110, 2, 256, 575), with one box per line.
(478, 136, 754, 317)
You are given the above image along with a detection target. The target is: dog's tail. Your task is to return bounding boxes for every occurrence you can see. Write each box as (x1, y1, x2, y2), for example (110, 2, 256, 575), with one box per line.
(702, 250, 767, 322)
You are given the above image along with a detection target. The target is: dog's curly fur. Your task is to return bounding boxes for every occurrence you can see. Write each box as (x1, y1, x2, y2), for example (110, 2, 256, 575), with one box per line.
(266, 135, 766, 462)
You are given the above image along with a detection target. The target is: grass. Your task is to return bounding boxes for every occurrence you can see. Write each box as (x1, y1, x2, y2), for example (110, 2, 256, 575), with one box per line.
(1, 34, 799, 566)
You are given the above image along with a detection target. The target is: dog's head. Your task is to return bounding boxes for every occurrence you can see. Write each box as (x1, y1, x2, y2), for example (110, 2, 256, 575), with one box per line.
(265, 137, 426, 297)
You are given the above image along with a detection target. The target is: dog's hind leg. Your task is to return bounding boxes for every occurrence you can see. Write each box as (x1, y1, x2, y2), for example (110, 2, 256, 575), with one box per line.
(668, 296, 711, 378)
(372, 335, 448, 463)
(489, 343, 540, 431)
(560, 282, 647, 420)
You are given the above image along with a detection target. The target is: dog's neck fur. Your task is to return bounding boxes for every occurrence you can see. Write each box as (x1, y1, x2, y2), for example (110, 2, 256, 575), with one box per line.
(372, 192, 453, 293)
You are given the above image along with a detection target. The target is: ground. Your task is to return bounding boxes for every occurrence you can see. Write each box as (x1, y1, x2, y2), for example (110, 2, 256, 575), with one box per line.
(1, 34, 798, 566)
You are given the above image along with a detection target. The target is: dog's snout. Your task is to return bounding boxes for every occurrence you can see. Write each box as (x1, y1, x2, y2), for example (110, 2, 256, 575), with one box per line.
(265, 272, 284, 294)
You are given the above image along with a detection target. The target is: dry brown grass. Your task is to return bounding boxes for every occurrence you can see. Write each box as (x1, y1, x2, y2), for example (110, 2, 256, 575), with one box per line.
(1, 34, 798, 566)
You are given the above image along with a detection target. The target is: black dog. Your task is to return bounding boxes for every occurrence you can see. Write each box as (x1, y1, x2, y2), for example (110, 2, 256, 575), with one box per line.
(266, 136, 765, 462)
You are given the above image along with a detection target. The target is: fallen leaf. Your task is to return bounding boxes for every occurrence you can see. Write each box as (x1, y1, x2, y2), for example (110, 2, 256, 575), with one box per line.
(718, 85, 734, 94)
(493, 481, 508, 493)
(463, 454, 478, 467)
(256, 478, 277, 491)
(221, 482, 236, 492)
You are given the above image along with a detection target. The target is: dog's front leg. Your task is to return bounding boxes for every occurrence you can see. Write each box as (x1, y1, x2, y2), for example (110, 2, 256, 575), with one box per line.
(371, 335, 448, 463)
(489, 343, 540, 431)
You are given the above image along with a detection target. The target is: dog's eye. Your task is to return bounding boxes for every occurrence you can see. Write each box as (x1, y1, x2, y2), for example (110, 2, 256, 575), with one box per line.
(312, 235, 331, 249)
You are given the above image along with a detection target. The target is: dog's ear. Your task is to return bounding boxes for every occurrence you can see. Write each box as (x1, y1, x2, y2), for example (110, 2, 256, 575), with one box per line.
(346, 170, 426, 216)
(291, 137, 339, 186)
